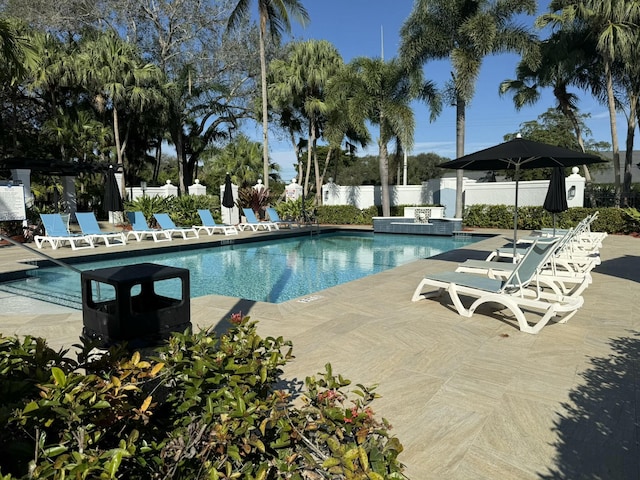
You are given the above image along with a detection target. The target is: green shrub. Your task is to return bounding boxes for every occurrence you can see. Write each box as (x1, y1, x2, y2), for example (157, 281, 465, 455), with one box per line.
(124, 195, 221, 228)
(314, 205, 377, 225)
(463, 205, 630, 234)
(623, 208, 640, 234)
(0, 317, 404, 479)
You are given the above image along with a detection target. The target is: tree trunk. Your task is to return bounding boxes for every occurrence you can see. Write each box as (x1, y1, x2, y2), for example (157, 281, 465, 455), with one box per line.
(259, 20, 270, 189)
(379, 139, 390, 217)
(112, 106, 127, 199)
(623, 93, 637, 206)
(304, 122, 314, 196)
(153, 138, 162, 183)
(455, 96, 465, 218)
(313, 132, 321, 205)
(605, 61, 621, 205)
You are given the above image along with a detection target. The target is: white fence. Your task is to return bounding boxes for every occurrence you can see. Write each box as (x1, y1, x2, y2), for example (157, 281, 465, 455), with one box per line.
(321, 168, 586, 218)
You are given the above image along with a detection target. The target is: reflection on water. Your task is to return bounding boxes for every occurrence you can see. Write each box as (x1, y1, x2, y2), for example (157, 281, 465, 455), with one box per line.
(15, 233, 478, 304)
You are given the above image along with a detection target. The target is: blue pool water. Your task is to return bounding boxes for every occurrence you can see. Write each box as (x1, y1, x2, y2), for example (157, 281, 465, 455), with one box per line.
(1, 232, 478, 307)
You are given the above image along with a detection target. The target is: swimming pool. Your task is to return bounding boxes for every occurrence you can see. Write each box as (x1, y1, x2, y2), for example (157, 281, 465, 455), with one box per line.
(1, 232, 479, 307)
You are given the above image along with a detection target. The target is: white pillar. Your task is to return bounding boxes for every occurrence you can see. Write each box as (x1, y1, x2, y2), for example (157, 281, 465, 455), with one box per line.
(188, 179, 206, 196)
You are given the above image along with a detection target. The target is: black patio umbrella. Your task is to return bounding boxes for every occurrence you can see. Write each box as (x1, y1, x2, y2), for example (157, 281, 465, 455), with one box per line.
(103, 165, 123, 219)
(543, 166, 569, 236)
(438, 136, 605, 254)
(222, 173, 235, 223)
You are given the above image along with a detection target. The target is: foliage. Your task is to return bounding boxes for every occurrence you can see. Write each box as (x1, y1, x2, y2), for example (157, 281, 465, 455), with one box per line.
(463, 205, 629, 234)
(0, 221, 24, 238)
(502, 108, 610, 181)
(273, 198, 314, 222)
(236, 187, 272, 219)
(622, 208, 640, 234)
(165, 194, 220, 227)
(124, 195, 221, 227)
(0, 316, 404, 478)
(124, 195, 174, 227)
(200, 133, 269, 189)
(315, 205, 378, 225)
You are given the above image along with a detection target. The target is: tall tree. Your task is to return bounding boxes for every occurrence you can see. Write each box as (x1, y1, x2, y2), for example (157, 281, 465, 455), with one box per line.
(400, 0, 538, 218)
(499, 29, 599, 181)
(331, 57, 439, 217)
(227, 0, 309, 190)
(539, 0, 640, 205)
(269, 39, 343, 202)
(107, 0, 256, 193)
(76, 30, 164, 196)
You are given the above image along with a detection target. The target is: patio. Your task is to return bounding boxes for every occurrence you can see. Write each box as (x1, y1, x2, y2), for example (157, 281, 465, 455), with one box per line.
(0, 228, 638, 479)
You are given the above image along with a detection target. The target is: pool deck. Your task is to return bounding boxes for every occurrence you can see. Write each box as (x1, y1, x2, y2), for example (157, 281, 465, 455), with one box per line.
(0, 226, 639, 479)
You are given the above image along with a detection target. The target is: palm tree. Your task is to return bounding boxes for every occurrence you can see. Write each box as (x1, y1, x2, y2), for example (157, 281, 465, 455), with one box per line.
(76, 31, 164, 196)
(331, 57, 438, 217)
(539, 0, 640, 205)
(499, 29, 599, 181)
(203, 133, 269, 188)
(400, 0, 537, 218)
(227, 0, 309, 191)
(0, 18, 37, 81)
(269, 39, 343, 202)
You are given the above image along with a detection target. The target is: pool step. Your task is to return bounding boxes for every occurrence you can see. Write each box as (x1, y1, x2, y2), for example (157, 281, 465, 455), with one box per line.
(0, 282, 83, 310)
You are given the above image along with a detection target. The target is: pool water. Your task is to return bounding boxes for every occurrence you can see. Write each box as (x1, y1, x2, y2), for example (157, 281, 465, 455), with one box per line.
(1, 232, 479, 307)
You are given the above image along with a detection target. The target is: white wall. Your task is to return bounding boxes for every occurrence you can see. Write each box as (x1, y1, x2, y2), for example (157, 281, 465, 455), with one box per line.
(321, 169, 585, 217)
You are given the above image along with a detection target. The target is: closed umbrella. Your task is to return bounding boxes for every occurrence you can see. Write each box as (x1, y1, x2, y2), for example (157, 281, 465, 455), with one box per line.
(103, 165, 123, 222)
(222, 173, 235, 223)
(438, 136, 605, 256)
(543, 167, 569, 236)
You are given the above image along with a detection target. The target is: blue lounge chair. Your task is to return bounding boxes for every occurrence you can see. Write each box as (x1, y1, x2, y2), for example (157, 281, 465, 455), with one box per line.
(194, 209, 238, 236)
(412, 238, 583, 334)
(266, 207, 299, 229)
(238, 208, 278, 232)
(153, 213, 199, 239)
(75, 212, 126, 247)
(34, 213, 95, 250)
(125, 211, 172, 242)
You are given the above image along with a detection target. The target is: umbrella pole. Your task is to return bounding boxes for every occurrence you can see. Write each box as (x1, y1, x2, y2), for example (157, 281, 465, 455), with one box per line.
(512, 166, 520, 261)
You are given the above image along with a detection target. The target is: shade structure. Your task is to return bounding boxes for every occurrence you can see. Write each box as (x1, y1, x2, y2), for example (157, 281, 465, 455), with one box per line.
(438, 137, 605, 254)
(103, 165, 123, 219)
(543, 167, 569, 236)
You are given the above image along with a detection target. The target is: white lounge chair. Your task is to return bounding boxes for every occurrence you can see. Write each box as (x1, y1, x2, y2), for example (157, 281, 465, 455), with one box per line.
(125, 211, 172, 242)
(411, 238, 584, 334)
(34, 213, 95, 250)
(153, 213, 199, 240)
(266, 207, 299, 228)
(238, 208, 278, 232)
(455, 229, 593, 299)
(75, 212, 126, 247)
(194, 209, 238, 236)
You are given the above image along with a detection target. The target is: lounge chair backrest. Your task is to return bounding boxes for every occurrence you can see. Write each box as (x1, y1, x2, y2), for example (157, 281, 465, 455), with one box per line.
(40, 213, 69, 236)
(127, 211, 150, 230)
(198, 209, 216, 226)
(243, 208, 259, 223)
(153, 213, 177, 229)
(75, 212, 101, 234)
(266, 207, 281, 222)
(501, 238, 559, 292)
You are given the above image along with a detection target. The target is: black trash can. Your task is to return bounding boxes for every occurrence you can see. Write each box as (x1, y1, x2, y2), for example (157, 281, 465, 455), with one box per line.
(81, 262, 190, 347)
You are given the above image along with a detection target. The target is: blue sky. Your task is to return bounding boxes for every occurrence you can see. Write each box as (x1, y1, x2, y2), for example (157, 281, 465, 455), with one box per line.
(246, 0, 617, 181)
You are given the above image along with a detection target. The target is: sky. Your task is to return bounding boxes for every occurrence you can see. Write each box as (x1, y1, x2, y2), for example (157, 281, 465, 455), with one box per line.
(245, 0, 618, 182)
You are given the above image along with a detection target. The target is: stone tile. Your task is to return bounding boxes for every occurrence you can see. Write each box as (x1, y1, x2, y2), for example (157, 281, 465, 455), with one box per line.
(0, 230, 638, 479)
